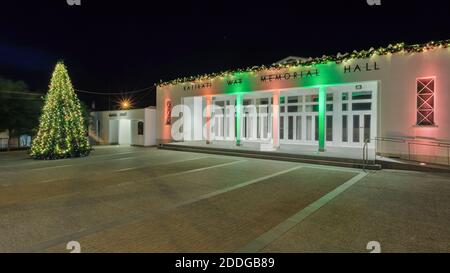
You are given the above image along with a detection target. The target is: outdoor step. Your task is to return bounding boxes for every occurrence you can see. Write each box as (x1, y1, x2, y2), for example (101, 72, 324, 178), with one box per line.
(377, 159, 450, 173)
(158, 144, 382, 171)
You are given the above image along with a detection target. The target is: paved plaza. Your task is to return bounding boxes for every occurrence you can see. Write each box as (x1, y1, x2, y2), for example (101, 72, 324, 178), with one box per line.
(0, 146, 448, 253)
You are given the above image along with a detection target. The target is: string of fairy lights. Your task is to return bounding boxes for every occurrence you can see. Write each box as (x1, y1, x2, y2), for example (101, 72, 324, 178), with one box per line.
(156, 39, 450, 87)
(74, 87, 153, 95)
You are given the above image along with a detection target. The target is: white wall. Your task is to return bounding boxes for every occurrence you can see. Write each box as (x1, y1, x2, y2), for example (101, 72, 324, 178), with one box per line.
(109, 120, 119, 144)
(144, 108, 157, 146)
(118, 119, 131, 145)
(90, 107, 156, 147)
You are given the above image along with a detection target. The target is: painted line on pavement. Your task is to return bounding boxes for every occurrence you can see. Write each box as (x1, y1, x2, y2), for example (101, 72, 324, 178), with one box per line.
(2, 178, 59, 187)
(111, 156, 136, 161)
(155, 159, 248, 180)
(32, 164, 72, 171)
(114, 155, 213, 172)
(235, 171, 368, 253)
(174, 165, 303, 208)
(115, 167, 139, 172)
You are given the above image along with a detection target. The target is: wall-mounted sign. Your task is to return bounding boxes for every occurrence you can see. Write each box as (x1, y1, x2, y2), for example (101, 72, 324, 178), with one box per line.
(183, 82, 212, 91)
(344, 62, 380, 74)
(165, 100, 172, 125)
(227, 78, 243, 85)
(260, 69, 320, 82)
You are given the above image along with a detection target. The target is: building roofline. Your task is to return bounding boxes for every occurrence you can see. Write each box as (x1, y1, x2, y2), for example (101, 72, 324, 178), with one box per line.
(156, 39, 450, 87)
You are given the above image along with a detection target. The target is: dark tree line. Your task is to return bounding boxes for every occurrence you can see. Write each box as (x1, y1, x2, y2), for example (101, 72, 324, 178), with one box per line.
(0, 76, 91, 150)
(0, 77, 43, 148)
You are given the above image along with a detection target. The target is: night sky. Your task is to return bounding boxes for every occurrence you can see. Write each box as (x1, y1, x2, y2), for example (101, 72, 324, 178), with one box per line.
(1, 0, 449, 110)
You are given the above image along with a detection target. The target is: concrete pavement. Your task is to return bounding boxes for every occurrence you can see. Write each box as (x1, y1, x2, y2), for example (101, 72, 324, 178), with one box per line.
(0, 146, 448, 253)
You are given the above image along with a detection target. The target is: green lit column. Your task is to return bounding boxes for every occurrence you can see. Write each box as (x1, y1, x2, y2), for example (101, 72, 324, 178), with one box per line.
(318, 86, 326, 152)
(236, 93, 243, 146)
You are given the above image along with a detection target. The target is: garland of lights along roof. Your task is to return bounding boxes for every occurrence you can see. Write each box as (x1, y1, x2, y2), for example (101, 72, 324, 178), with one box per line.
(157, 39, 450, 87)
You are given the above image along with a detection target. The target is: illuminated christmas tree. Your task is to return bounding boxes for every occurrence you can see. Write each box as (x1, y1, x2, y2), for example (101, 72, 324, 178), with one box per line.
(31, 61, 91, 159)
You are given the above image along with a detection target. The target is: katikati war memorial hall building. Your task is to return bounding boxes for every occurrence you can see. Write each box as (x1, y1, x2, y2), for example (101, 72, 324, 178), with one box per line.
(156, 40, 450, 164)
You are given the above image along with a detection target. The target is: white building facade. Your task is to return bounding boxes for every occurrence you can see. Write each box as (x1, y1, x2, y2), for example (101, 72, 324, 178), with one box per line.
(156, 41, 450, 164)
(90, 107, 157, 146)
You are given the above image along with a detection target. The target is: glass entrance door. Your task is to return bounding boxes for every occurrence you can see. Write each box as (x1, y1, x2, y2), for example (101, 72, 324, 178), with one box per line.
(351, 113, 371, 144)
(338, 85, 377, 147)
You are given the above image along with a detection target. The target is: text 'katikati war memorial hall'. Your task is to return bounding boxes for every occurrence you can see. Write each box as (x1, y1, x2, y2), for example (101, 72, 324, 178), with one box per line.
(156, 40, 450, 165)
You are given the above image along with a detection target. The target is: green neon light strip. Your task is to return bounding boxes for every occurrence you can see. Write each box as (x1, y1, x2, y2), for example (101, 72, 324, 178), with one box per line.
(318, 86, 326, 152)
(236, 93, 243, 146)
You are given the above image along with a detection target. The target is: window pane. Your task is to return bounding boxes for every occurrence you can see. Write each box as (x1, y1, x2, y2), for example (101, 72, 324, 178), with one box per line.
(279, 116, 284, 140)
(296, 116, 302, 140)
(342, 92, 349, 101)
(243, 117, 247, 138)
(280, 97, 285, 104)
(137, 122, 144, 135)
(288, 106, 298, 113)
(306, 116, 312, 140)
(288, 116, 294, 140)
(263, 116, 268, 139)
(326, 104, 333, 111)
(342, 103, 348, 111)
(353, 115, 360, 142)
(305, 95, 319, 102)
(257, 114, 260, 139)
(326, 93, 333, 102)
(97, 120, 101, 136)
(342, 115, 348, 142)
(326, 115, 333, 141)
(352, 91, 372, 100)
(288, 96, 298, 103)
(364, 115, 371, 143)
(352, 103, 372, 111)
(315, 116, 319, 141)
(417, 77, 435, 126)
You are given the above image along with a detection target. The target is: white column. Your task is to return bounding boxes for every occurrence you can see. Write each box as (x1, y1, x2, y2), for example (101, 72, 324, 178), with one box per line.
(272, 91, 280, 149)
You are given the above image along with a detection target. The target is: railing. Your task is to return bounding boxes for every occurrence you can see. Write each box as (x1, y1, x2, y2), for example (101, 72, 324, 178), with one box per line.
(362, 138, 371, 171)
(367, 136, 450, 168)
